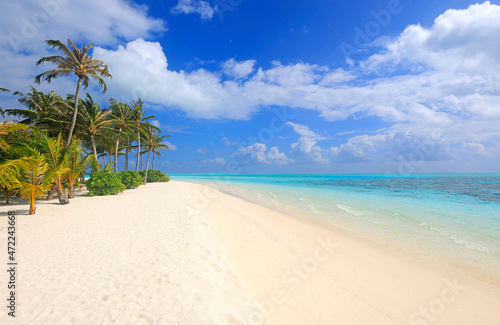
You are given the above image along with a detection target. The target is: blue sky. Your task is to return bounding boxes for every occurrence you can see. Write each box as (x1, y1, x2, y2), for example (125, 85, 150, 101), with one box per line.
(1, 0, 500, 173)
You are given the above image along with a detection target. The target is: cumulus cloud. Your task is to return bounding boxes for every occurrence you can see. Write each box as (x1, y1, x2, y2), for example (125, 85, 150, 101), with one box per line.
(361, 1, 500, 74)
(232, 143, 293, 165)
(171, 0, 214, 20)
(222, 58, 256, 79)
(2, 1, 500, 169)
(0, 0, 164, 108)
(93, 39, 257, 119)
(330, 132, 454, 164)
(1, 0, 165, 52)
(287, 122, 328, 163)
(164, 141, 178, 151)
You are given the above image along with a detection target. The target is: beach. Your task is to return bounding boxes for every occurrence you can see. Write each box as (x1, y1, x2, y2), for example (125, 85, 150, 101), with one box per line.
(1, 180, 499, 324)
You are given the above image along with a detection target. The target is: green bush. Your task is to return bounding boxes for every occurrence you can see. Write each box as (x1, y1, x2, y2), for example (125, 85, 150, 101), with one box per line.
(86, 170, 125, 196)
(139, 169, 170, 183)
(120, 170, 143, 189)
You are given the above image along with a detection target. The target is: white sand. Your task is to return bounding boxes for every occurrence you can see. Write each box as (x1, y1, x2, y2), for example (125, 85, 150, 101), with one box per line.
(0, 181, 256, 325)
(1, 180, 499, 325)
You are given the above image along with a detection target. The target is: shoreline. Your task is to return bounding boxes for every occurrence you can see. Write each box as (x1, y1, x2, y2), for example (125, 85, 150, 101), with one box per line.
(177, 178, 500, 287)
(0, 180, 499, 324)
(181, 180, 500, 324)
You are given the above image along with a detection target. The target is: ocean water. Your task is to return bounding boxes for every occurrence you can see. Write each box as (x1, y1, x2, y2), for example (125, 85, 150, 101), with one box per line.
(173, 174, 500, 280)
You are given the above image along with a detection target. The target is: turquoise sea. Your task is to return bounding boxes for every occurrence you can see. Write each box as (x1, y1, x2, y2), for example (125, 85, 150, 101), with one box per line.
(173, 174, 500, 281)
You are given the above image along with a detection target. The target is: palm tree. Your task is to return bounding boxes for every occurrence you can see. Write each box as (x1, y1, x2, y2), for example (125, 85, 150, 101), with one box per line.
(95, 130, 118, 170)
(77, 93, 113, 161)
(36, 132, 70, 204)
(17, 149, 61, 214)
(34, 39, 111, 147)
(7, 87, 72, 135)
(65, 140, 93, 198)
(142, 127, 170, 182)
(0, 88, 9, 116)
(0, 121, 27, 150)
(0, 158, 22, 203)
(130, 100, 155, 171)
(0, 122, 28, 203)
(151, 138, 169, 170)
(109, 99, 133, 172)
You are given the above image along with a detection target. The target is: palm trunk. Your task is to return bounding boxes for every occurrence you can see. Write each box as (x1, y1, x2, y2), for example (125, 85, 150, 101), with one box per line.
(66, 77, 82, 147)
(68, 179, 75, 198)
(152, 151, 156, 170)
(144, 149, 152, 183)
(54, 179, 69, 204)
(140, 150, 143, 171)
(90, 135, 98, 161)
(136, 130, 140, 172)
(102, 155, 106, 167)
(124, 137, 129, 171)
(114, 128, 122, 173)
(46, 187, 55, 200)
(29, 197, 35, 215)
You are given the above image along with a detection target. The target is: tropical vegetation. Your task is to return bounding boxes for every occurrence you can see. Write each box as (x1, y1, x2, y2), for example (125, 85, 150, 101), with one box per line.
(0, 38, 171, 213)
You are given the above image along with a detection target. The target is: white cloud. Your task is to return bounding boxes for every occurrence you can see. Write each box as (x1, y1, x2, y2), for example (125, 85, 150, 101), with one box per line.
(196, 147, 212, 155)
(93, 39, 257, 120)
(0, 0, 164, 108)
(222, 58, 256, 79)
(2, 1, 500, 169)
(164, 141, 178, 151)
(267, 146, 294, 165)
(211, 157, 226, 165)
(222, 137, 238, 146)
(171, 0, 214, 20)
(318, 68, 356, 86)
(232, 143, 293, 165)
(361, 1, 500, 75)
(1, 0, 165, 53)
(287, 122, 328, 163)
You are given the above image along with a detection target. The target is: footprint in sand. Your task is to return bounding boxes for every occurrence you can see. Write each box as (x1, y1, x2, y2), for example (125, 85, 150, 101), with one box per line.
(97, 291, 110, 304)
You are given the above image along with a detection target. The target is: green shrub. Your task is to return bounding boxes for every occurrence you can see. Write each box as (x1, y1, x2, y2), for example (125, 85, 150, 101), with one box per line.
(139, 169, 170, 183)
(86, 170, 125, 196)
(120, 170, 143, 189)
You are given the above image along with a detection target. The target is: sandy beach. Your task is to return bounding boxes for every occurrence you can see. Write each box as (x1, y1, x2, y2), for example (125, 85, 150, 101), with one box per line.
(1, 180, 499, 325)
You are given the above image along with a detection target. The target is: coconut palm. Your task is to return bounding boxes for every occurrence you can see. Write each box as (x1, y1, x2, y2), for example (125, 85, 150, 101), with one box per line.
(130, 99, 156, 171)
(36, 132, 70, 204)
(109, 99, 133, 172)
(17, 149, 61, 214)
(0, 122, 29, 203)
(0, 87, 9, 116)
(77, 93, 113, 161)
(95, 130, 118, 170)
(7, 87, 72, 134)
(142, 127, 170, 182)
(0, 121, 27, 150)
(65, 140, 93, 198)
(34, 39, 111, 147)
(151, 138, 169, 170)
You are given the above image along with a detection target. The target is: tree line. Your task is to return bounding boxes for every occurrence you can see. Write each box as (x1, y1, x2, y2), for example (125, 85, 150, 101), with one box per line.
(0, 39, 170, 214)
